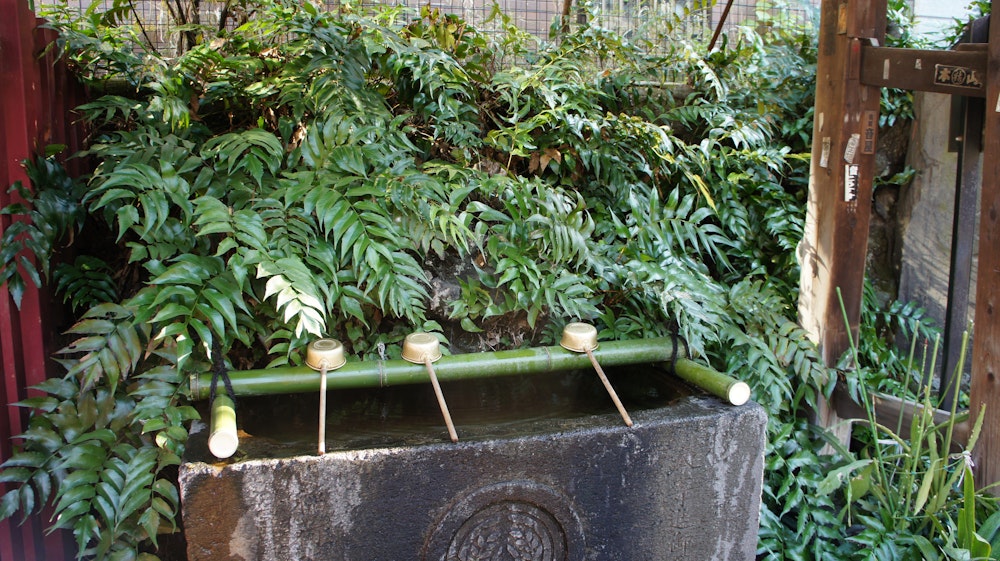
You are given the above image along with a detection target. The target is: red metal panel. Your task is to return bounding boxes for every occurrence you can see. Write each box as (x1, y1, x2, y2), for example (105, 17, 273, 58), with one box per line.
(1, 4, 46, 559)
(0, 45, 18, 561)
(0, 1, 84, 559)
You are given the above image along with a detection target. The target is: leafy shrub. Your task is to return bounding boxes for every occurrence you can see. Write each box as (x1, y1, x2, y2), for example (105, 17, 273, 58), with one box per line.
(0, 2, 831, 558)
(1, 1, 988, 559)
(0, 156, 86, 307)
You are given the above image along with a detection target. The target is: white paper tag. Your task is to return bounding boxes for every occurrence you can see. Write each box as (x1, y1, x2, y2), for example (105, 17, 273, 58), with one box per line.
(820, 137, 831, 168)
(845, 164, 859, 202)
(844, 133, 860, 164)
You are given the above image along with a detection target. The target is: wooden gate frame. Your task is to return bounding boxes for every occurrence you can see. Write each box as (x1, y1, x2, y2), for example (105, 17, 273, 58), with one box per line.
(800, 0, 1000, 491)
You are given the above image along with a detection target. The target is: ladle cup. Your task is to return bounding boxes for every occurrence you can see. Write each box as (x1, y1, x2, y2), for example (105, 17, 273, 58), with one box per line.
(560, 322, 634, 427)
(402, 333, 458, 442)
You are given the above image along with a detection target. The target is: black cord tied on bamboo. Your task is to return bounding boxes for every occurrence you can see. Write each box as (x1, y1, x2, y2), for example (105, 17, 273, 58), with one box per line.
(209, 351, 237, 406)
(669, 331, 688, 369)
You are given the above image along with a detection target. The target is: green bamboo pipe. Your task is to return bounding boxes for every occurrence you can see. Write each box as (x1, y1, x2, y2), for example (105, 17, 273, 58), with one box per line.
(672, 358, 751, 406)
(208, 395, 238, 459)
(190, 337, 690, 400)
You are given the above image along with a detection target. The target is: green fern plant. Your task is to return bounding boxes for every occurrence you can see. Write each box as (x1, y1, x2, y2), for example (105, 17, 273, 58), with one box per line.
(54, 256, 119, 313)
(1, 304, 195, 560)
(0, 156, 86, 307)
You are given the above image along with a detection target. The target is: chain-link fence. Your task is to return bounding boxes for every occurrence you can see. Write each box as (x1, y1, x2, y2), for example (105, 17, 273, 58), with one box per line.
(37, 0, 820, 57)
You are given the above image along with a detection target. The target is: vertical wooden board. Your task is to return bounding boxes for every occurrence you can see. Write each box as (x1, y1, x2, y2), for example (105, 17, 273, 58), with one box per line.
(969, 0, 1000, 493)
(800, 0, 885, 366)
(846, 0, 886, 40)
(941, 95, 983, 407)
(799, 0, 846, 363)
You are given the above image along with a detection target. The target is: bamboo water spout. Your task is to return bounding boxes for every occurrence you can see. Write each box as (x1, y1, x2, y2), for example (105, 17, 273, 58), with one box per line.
(196, 336, 752, 460)
(207, 395, 238, 459)
(673, 359, 751, 406)
(189, 337, 691, 399)
(189, 337, 751, 409)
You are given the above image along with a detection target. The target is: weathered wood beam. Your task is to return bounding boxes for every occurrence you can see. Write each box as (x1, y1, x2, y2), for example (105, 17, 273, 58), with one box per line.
(800, 0, 886, 447)
(969, 0, 1000, 494)
(799, 0, 886, 368)
(940, 17, 989, 411)
(832, 383, 970, 450)
(860, 46, 988, 97)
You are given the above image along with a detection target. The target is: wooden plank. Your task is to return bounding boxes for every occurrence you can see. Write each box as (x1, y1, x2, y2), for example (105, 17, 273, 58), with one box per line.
(860, 46, 988, 97)
(832, 383, 970, 449)
(847, 0, 880, 39)
(969, 0, 1000, 494)
(941, 95, 984, 409)
(940, 21, 988, 407)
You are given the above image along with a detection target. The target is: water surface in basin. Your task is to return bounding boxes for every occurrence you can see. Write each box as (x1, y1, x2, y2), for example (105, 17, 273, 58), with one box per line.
(230, 365, 696, 458)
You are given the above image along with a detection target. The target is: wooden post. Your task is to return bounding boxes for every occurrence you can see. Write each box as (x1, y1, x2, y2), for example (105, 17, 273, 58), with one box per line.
(969, 0, 1000, 494)
(799, 0, 886, 376)
(941, 92, 983, 408)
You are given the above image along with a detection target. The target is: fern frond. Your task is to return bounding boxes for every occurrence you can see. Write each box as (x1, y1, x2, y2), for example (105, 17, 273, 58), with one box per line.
(201, 128, 284, 188)
(129, 255, 251, 370)
(0, 157, 86, 307)
(56, 303, 149, 393)
(54, 256, 119, 312)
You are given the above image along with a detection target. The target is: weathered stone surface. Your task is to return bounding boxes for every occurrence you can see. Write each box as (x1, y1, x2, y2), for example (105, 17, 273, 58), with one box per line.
(180, 396, 766, 561)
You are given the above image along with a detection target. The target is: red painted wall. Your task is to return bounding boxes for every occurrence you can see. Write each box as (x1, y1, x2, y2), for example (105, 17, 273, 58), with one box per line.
(0, 1, 86, 559)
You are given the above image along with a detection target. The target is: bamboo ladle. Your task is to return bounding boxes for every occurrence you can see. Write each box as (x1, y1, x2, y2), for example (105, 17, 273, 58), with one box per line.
(560, 322, 634, 427)
(306, 338, 347, 455)
(402, 332, 459, 442)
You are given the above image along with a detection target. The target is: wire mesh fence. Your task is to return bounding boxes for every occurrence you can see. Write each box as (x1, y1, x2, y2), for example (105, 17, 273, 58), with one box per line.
(36, 0, 820, 57)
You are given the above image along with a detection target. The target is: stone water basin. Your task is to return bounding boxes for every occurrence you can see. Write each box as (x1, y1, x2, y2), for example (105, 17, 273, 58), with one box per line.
(179, 366, 767, 561)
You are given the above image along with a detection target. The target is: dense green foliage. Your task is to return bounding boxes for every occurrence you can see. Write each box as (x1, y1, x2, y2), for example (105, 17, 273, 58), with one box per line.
(0, 1, 997, 559)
